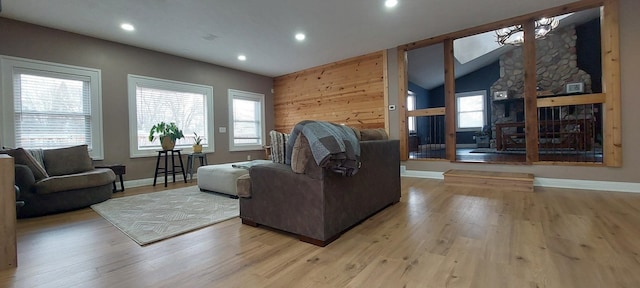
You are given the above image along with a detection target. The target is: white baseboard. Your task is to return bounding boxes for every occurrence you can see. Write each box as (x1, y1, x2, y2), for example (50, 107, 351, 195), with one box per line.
(400, 166, 640, 193)
(402, 169, 444, 180)
(123, 174, 196, 189)
(533, 177, 640, 193)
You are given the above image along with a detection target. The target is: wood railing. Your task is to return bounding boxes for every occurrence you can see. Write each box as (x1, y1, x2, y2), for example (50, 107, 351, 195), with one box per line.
(495, 119, 594, 151)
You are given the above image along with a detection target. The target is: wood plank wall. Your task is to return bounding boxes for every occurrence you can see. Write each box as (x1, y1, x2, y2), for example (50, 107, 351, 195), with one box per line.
(273, 51, 386, 133)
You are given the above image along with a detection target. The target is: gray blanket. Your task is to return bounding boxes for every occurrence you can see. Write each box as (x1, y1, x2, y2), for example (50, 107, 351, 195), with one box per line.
(285, 120, 360, 176)
(231, 160, 271, 169)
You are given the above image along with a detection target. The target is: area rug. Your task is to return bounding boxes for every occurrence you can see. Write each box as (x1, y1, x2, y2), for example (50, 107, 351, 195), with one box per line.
(91, 186, 238, 246)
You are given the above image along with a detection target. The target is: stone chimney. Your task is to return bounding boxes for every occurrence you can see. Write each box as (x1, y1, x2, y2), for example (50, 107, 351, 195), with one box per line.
(490, 25, 592, 125)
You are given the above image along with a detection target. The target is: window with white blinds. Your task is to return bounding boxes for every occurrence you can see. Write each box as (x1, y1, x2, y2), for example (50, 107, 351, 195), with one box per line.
(0, 56, 104, 159)
(228, 89, 265, 151)
(14, 73, 91, 148)
(127, 75, 214, 157)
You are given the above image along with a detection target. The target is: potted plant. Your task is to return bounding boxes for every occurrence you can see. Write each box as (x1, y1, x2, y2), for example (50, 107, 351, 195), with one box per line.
(192, 132, 204, 153)
(148, 122, 184, 151)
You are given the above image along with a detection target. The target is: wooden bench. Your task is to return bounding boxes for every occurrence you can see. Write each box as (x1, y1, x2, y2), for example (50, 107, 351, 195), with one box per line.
(443, 169, 534, 192)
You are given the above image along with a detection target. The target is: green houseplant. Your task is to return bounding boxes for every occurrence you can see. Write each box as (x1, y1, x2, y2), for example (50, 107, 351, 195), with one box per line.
(148, 122, 184, 151)
(192, 132, 204, 153)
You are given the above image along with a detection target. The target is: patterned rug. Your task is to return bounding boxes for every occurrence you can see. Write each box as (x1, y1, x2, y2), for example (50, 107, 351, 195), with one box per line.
(91, 186, 238, 245)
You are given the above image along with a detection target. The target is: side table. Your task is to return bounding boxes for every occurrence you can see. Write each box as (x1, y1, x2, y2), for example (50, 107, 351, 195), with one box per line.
(96, 164, 126, 192)
(186, 153, 208, 180)
(153, 150, 187, 187)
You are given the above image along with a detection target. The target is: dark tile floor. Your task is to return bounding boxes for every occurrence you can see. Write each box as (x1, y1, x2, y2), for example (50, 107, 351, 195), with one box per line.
(409, 148, 603, 163)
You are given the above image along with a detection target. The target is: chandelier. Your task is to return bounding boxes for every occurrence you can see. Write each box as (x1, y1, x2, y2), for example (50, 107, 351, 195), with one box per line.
(496, 17, 559, 46)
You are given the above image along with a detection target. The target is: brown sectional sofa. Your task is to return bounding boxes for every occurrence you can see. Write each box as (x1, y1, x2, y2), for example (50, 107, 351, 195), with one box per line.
(240, 139, 401, 246)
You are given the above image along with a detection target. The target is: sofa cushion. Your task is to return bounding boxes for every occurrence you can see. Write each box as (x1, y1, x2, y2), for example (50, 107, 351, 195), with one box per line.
(0, 148, 49, 180)
(269, 130, 290, 164)
(360, 128, 389, 141)
(33, 168, 115, 194)
(44, 145, 94, 176)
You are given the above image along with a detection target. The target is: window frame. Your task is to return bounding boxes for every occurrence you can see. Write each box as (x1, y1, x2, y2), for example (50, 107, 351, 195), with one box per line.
(127, 74, 214, 158)
(455, 90, 487, 132)
(0, 55, 104, 159)
(228, 89, 266, 152)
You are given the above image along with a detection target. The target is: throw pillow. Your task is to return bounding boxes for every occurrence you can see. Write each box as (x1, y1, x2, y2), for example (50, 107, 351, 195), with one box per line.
(360, 128, 389, 141)
(236, 174, 252, 198)
(291, 134, 311, 174)
(44, 145, 94, 176)
(25, 148, 46, 169)
(0, 148, 49, 180)
(269, 130, 290, 164)
(348, 126, 362, 141)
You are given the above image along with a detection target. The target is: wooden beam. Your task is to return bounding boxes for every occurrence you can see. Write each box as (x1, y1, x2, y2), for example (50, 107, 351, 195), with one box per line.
(443, 39, 456, 161)
(536, 93, 606, 107)
(395, 0, 619, 168)
(383, 49, 390, 135)
(406, 107, 446, 117)
(399, 0, 604, 51)
(602, 0, 622, 167)
(397, 48, 409, 161)
(523, 21, 539, 163)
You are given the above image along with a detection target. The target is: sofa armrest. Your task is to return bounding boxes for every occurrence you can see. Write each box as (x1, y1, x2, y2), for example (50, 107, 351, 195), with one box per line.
(242, 162, 326, 239)
(15, 164, 36, 194)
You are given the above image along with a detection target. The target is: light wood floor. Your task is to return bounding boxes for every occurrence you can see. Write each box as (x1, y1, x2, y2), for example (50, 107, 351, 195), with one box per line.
(1, 178, 639, 288)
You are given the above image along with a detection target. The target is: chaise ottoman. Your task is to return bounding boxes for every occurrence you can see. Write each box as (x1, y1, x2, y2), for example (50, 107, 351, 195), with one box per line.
(197, 161, 270, 197)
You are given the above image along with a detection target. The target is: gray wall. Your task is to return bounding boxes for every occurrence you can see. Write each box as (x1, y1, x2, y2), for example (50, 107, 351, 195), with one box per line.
(0, 17, 274, 181)
(395, 0, 640, 184)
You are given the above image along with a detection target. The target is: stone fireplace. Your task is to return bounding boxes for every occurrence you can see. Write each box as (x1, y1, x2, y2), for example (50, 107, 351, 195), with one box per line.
(490, 24, 593, 126)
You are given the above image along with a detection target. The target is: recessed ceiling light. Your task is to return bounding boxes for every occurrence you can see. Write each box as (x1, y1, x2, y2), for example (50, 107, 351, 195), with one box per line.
(295, 33, 306, 41)
(120, 23, 135, 31)
(238, 55, 247, 61)
(385, 0, 398, 8)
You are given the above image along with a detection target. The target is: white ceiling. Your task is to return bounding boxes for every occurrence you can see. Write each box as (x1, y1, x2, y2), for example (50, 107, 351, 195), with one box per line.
(0, 0, 576, 77)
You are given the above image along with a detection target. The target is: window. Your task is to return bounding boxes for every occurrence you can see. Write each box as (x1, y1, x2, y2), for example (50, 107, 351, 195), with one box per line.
(127, 75, 214, 157)
(456, 90, 486, 131)
(0, 56, 104, 159)
(407, 91, 416, 133)
(228, 89, 265, 151)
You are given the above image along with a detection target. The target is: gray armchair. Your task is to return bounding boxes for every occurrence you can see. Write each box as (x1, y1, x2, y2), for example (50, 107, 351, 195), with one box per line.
(5, 145, 114, 218)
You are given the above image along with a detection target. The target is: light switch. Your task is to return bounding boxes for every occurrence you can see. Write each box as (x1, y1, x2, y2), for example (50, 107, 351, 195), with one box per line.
(219, 127, 227, 133)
